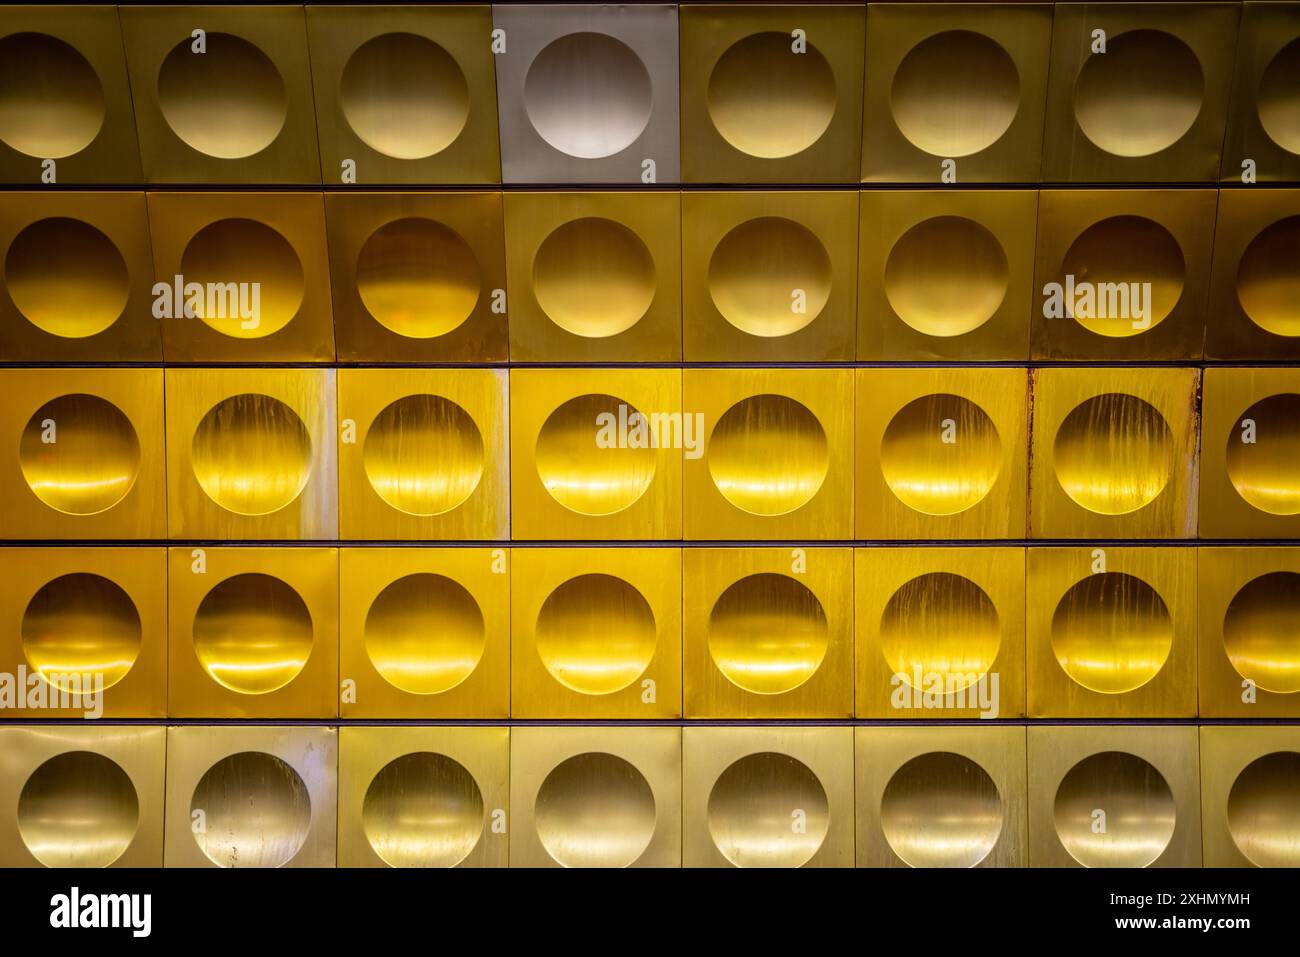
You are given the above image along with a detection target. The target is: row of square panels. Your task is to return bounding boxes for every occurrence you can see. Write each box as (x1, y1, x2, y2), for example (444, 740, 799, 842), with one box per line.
(1, 724, 1292, 867)
(2, 544, 1295, 719)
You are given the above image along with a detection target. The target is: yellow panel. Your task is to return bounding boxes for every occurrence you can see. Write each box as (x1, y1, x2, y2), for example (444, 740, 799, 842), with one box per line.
(1201, 725, 1300, 867)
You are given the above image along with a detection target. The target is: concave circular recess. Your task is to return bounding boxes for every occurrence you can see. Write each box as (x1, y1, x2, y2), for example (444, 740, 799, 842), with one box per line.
(1059, 216, 1185, 337)
(708, 217, 831, 338)
(534, 752, 656, 868)
(362, 752, 484, 868)
(190, 751, 311, 868)
(1227, 751, 1300, 867)
(356, 218, 481, 339)
(339, 33, 469, 160)
(880, 394, 1002, 515)
(707, 573, 828, 695)
(364, 573, 485, 696)
(1258, 39, 1300, 155)
(890, 30, 1019, 157)
(880, 572, 1000, 693)
(884, 216, 1008, 337)
(5, 217, 129, 338)
(19, 394, 140, 515)
(1226, 395, 1300, 515)
(22, 573, 142, 692)
(1073, 29, 1204, 158)
(533, 217, 655, 338)
(158, 32, 286, 159)
(1053, 393, 1174, 515)
(18, 751, 139, 868)
(1050, 572, 1174, 694)
(706, 32, 836, 159)
(0, 32, 104, 158)
(362, 394, 484, 516)
(180, 218, 304, 339)
(1237, 217, 1300, 338)
(524, 32, 652, 159)
(535, 393, 656, 516)
(192, 573, 313, 695)
(1053, 750, 1176, 868)
(1223, 572, 1300, 694)
(535, 574, 657, 696)
(707, 394, 829, 516)
(191, 393, 312, 516)
(707, 752, 829, 868)
(880, 752, 1004, 868)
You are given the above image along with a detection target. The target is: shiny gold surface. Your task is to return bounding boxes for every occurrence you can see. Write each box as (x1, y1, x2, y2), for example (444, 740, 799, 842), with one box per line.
(0, 32, 103, 158)
(880, 572, 1001, 695)
(18, 751, 138, 868)
(363, 573, 484, 697)
(1224, 394, 1300, 515)
(707, 752, 829, 868)
(708, 394, 829, 516)
(880, 752, 1003, 869)
(190, 751, 312, 868)
(533, 217, 655, 338)
(1223, 572, 1300, 694)
(536, 393, 656, 516)
(21, 573, 141, 691)
(5, 217, 128, 339)
(1221, 4, 1300, 182)
(1225, 752, 1300, 868)
(191, 394, 312, 517)
(708, 573, 827, 696)
(362, 395, 483, 517)
(1207, 191, 1300, 358)
(19, 393, 140, 516)
(192, 573, 314, 696)
(1050, 573, 1173, 695)
(179, 218, 304, 339)
(361, 752, 483, 868)
(1054, 750, 1177, 868)
(880, 394, 1002, 515)
(355, 218, 480, 339)
(1235, 218, 1300, 338)
(884, 216, 1008, 338)
(1059, 216, 1185, 337)
(708, 217, 831, 338)
(536, 574, 657, 696)
(1055, 394, 1174, 515)
(1256, 46, 1300, 153)
(535, 751, 657, 868)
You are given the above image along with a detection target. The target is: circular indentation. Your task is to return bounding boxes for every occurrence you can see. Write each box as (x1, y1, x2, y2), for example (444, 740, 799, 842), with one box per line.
(881, 572, 1001, 693)
(19, 394, 140, 515)
(1053, 751, 1176, 868)
(356, 218, 481, 339)
(1074, 30, 1204, 158)
(1226, 395, 1300, 515)
(192, 573, 313, 695)
(1237, 217, 1300, 338)
(881, 394, 1002, 515)
(22, 573, 141, 692)
(158, 33, 286, 159)
(362, 395, 484, 516)
(362, 752, 484, 868)
(1053, 394, 1175, 515)
(891, 30, 1019, 157)
(708, 394, 829, 516)
(707, 752, 829, 868)
(0, 33, 104, 158)
(180, 218, 305, 339)
(707, 573, 828, 695)
(1223, 572, 1300, 694)
(1050, 573, 1174, 694)
(524, 32, 652, 159)
(533, 218, 655, 338)
(1059, 217, 1185, 336)
(364, 574, 485, 696)
(339, 33, 469, 160)
(191, 394, 312, 516)
(884, 217, 1008, 337)
(5, 218, 129, 338)
(1258, 39, 1300, 155)
(880, 752, 1004, 868)
(1227, 752, 1300, 867)
(535, 574, 656, 696)
(535, 752, 656, 868)
(190, 751, 311, 868)
(535, 393, 656, 516)
(708, 217, 832, 338)
(18, 752, 138, 868)
(706, 32, 836, 159)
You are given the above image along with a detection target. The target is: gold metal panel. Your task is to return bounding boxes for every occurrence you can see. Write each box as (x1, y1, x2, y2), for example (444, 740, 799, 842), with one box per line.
(1026, 725, 1201, 867)
(1032, 190, 1214, 360)
(682, 191, 858, 362)
(855, 368, 1028, 539)
(0, 548, 166, 719)
(1220, 2, 1300, 183)
(511, 548, 680, 718)
(862, 3, 1052, 183)
(0, 726, 165, 867)
(339, 548, 507, 719)
(164, 368, 337, 540)
(509, 725, 681, 868)
(325, 191, 506, 362)
(855, 725, 1027, 868)
(164, 725, 337, 868)
(684, 368, 853, 540)
(856, 546, 1025, 719)
(120, 5, 321, 184)
(167, 546, 339, 719)
(1198, 547, 1300, 718)
(683, 547, 852, 719)
(683, 726, 853, 868)
(1029, 367, 1199, 540)
(504, 191, 681, 362)
(1027, 547, 1197, 718)
(305, 4, 500, 185)
(0, 5, 142, 184)
(337, 369, 508, 541)
(1041, 3, 1239, 183)
(509, 368, 682, 541)
(1200, 725, 1300, 867)
(680, 4, 865, 184)
(338, 726, 509, 868)
(0, 368, 165, 539)
(858, 189, 1035, 360)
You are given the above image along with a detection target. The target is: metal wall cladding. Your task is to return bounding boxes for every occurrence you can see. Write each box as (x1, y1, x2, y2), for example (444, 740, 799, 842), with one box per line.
(1220, 2, 1300, 184)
